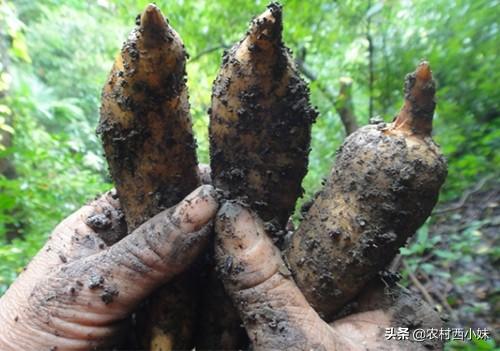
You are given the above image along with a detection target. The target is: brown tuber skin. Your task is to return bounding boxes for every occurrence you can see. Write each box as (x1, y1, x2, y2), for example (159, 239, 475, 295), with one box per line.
(286, 62, 448, 320)
(98, 4, 200, 350)
(98, 4, 199, 231)
(209, 2, 317, 239)
(199, 4, 317, 349)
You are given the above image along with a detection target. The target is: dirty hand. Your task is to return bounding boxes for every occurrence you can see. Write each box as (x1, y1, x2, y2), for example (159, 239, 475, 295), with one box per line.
(215, 201, 443, 351)
(0, 185, 218, 350)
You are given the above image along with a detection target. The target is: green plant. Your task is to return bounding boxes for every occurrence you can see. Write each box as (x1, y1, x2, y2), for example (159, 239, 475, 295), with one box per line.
(445, 334, 498, 351)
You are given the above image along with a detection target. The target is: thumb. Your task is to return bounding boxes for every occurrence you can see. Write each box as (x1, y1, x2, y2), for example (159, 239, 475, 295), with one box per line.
(215, 201, 339, 351)
(20, 185, 217, 346)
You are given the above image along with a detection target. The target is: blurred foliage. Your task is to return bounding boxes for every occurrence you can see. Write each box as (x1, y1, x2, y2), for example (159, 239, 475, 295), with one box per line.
(0, 1, 498, 339)
(401, 218, 497, 290)
(446, 335, 498, 351)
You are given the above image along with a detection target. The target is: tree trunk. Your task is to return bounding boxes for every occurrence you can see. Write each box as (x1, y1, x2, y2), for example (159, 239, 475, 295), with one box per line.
(0, 22, 22, 242)
(296, 59, 359, 135)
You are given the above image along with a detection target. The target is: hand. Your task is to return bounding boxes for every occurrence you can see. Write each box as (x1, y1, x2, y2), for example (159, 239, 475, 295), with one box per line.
(0, 185, 218, 351)
(215, 201, 443, 351)
(0, 187, 443, 351)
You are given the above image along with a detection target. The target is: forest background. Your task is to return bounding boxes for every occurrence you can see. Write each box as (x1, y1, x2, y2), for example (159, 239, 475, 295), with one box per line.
(0, 1, 498, 349)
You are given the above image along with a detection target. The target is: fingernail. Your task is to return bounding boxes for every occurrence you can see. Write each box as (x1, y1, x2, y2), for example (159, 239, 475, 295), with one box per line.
(215, 201, 283, 291)
(216, 201, 263, 255)
(172, 185, 218, 233)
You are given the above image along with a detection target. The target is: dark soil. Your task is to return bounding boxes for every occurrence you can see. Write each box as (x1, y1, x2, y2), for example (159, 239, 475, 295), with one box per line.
(404, 179, 499, 339)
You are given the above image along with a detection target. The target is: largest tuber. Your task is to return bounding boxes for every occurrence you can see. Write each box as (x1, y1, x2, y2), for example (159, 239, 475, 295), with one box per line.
(286, 62, 448, 320)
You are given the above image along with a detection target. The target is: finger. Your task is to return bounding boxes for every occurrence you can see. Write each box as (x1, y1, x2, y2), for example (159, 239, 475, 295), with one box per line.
(18, 185, 217, 346)
(82, 189, 127, 246)
(215, 201, 344, 351)
(61, 189, 127, 256)
(50, 189, 125, 260)
(9, 190, 126, 302)
(330, 279, 443, 351)
(81, 184, 217, 306)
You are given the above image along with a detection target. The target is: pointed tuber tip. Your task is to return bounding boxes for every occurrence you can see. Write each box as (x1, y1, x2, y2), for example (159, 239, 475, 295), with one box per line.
(404, 60, 436, 114)
(267, 2, 283, 19)
(393, 61, 437, 136)
(248, 2, 283, 46)
(415, 61, 433, 85)
(140, 3, 168, 32)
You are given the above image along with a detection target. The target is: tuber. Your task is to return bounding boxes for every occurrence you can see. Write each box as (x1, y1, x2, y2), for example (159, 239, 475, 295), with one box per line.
(98, 4, 199, 350)
(209, 2, 317, 239)
(98, 4, 199, 230)
(286, 62, 447, 320)
(198, 3, 317, 349)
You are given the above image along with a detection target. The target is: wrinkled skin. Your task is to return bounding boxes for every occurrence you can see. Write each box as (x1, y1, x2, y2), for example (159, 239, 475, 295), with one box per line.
(0, 184, 442, 350)
(0, 185, 218, 350)
(215, 202, 443, 351)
